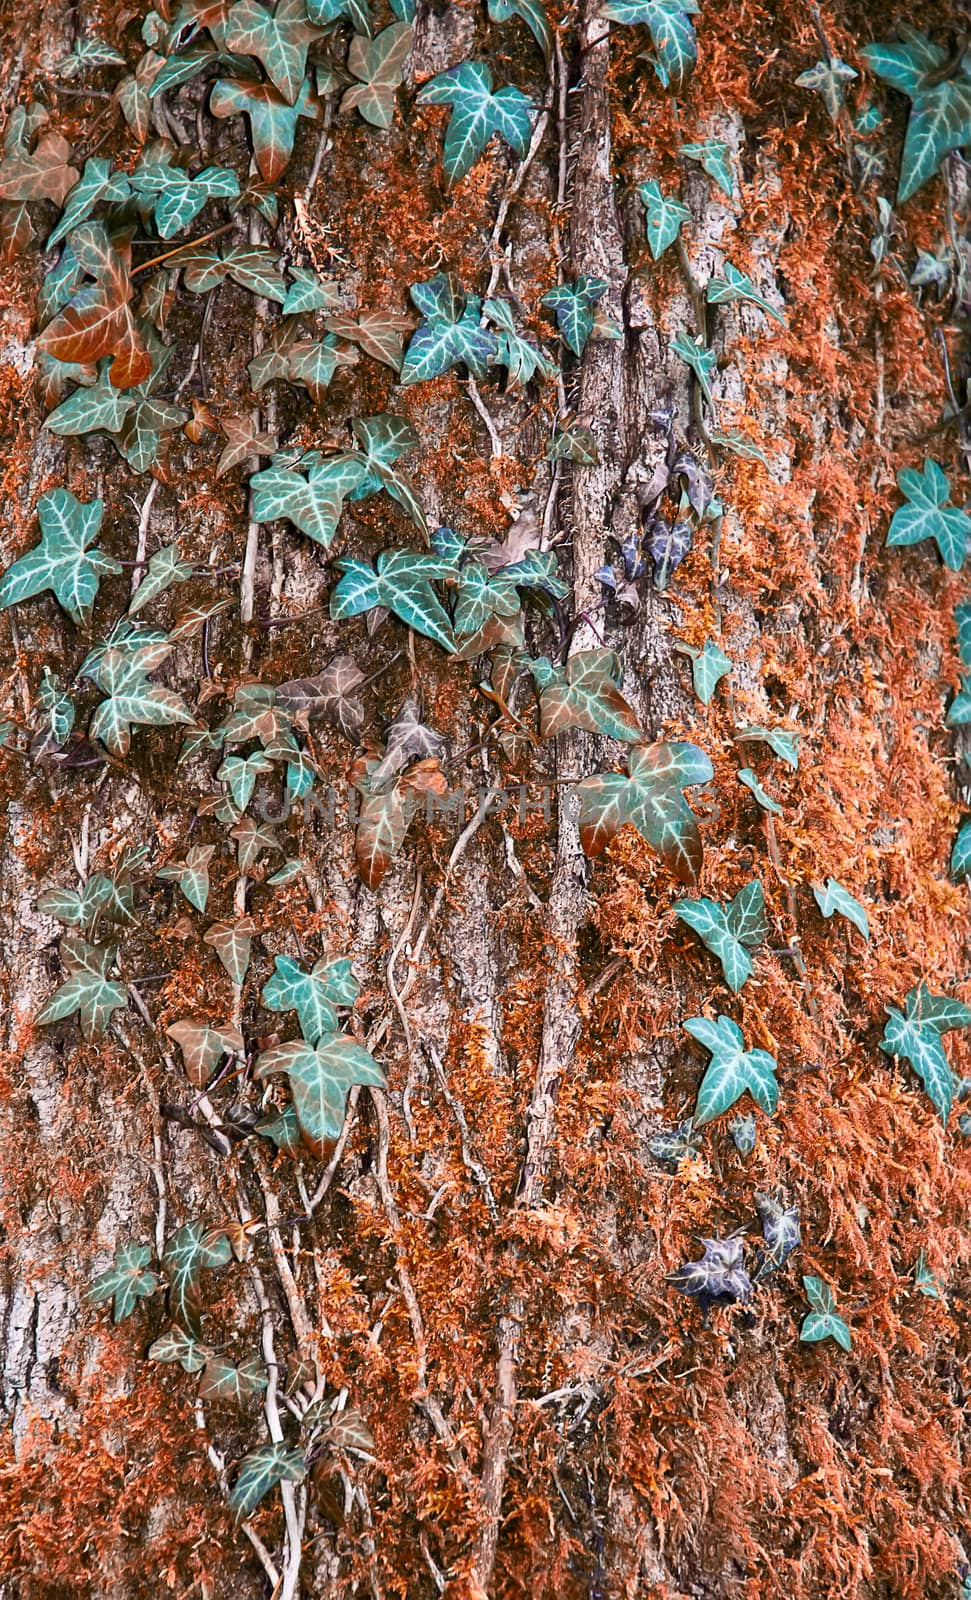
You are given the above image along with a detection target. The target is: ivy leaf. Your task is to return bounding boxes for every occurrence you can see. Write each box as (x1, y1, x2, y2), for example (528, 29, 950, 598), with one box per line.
(449, 557, 521, 638)
(885, 458, 970, 571)
(812, 878, 869, 940)
(199, 1353, 269, 1404)
(541, 275, 608, 357)
(33, 666, 76, 758)
(675, 879, 767, 993)
(729, 1112, 756, 1155)
(955, 601, 971, 667)
(204, 917, 257, 985)
(157, 845, 216, 913)
(45, 369, 135, 437)
(795, 57, 858, 119)
(331, 549, 456, 653)
(340, 22, 413, 127)
(737, 767, 782, 813)
(679, 138, 733, 196)
(224, 0, 323, 102)
(261, 954, 357, 1043)
(546, 420, 600, 463)
(37, 223, 150, 388)
(255, 1032, 384, 1153)
(648, 1118, 702, 1167)
(217, 751, 273, 811)
(753, 1192, 800, 1279)
(59, 37, 128, 76)
(416, 60, 534, 184)
(370, 699, 446, 785)
(129, 161, 239, 238)
(645, 514, 692, 589)
(148, 1326, 212, 1372)
(284, 335, 358, 401)
(282, 265, 338, 315)
(180, 244, 287, 302)
(277, 656, 366, 741)
(879, 1005, 960, 1123)
(670, 329, 717, 401)
(229, 1442, 307, 1519)
(861, 30, 971, 203)
(576, 740, 712, 882)
(639, 179, 691, 258)
(210, 75, 319, 183)
(130, 543, 194, 614)
(87, 1242, 159, 1323)
(682, 639, 730, 704)
(736, 725, 801, 768)
(162, 1222, 233, 1337)
(0, 113, 78, 204)
(324, 308, 412, 369)
(400, 273, 498, 384)
(800, 1274, 852, 1351)
(37, 937, 128, 1039)
(945, 675, 971, 727)
(684, 1012, 779, 1126)
(249, 453, 358, 548)
(706, 260, 785, 325)
(912, 1249, 943, 1300)
(257, 1099, 304, 1150)
(530, 650, 642, 742)
(348, 758, 413, 888)
(47, 160, 133, 249)
(0, 490, 120, 625)
(706, 425, 772, 466)
(483, 296, 556, 385)
(85, 635, 194, 757)
(599, 0, 698, 86)
(39, 876, 116, 932)
(669, 1234, 751, 1308)
(951, 819, 971, 879)
(166, 1018, 244, 1089)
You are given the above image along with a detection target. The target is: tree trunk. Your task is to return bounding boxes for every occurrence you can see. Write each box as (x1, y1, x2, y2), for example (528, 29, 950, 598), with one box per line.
(0, 0, 968, 1597)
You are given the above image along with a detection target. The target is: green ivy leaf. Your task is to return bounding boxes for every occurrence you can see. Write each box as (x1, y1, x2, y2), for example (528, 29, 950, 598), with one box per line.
(225, 0, 323, 102)
(483, 296, 555, 385)
(799, 1274, 852, 1350)
(599, 0, 698, 86)
(261, 953, 358, 1043)
(340, 22, 413, 127)
(229, 1442, 307, 1518)
(670, 329, 717, 401)
(638, 178, 691, 259)
(157, 845, 215, 914)
(162, 1222, 233, 1337)
(417, 60, 534, 184)
(210, 74, 318, 183)
(199, 1353, 269, 1404)
(737, 766, 782, 813)
(736, 725, 801, 768)
(87, 1242, 159, 1323)
(530, 649, 642, 742)
(546, 420, 600, 464)
(812, 878, 869, 940)
(0, 490, 120, 625)
(217, 751, 273, 812)
(541, 275, 608, 357)
(129, 543, 194, 614)
(684, 1012, 779, 1126)
(682, 639, 730, 704)
(282, 264, 339, 315)
(885, 458, 970, 571)
(130, 161, 239, 238)
(679, 138, 734, 196)
(47, 159, 133, 249)
(951, 819, 971, 878)
(36, 937, 128, 1039)
(879, 1002, 965, 1123)
(401, 273, 498, 383)
(862, 30, 971, 203)
(166, 1018, 244, 1089)
(912, 1249, 943, 1300)
(180, 244, 287, 302)
(795, 57, 858, 120)
(84, 633, 194, 757)
(706, 260, 785, 325)
(255, 1031, 384, 1151)
(331, 549, 457, 652)
(676, 879, 767, 993)
(148, 1325, 213, 1372)
(59, 37, 128, 76)
(487, 0, 551, 59)
(576, 740, 712, 883)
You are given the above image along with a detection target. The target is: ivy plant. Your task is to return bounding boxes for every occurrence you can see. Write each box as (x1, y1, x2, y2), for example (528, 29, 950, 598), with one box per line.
(675, 880, 767, 994)
(684, 1013, 779, 1126)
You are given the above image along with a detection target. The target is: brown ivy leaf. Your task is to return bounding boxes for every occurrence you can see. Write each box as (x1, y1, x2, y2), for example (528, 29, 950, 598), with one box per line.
(203, 917, 257, 985)
(276, 656, 365, 741)
(324, 309, 412, 370)
(167, 1018, 244, 1089)
(0, 131, 78, 203)
(216, 415, 277, 477)
(37, 224, 150, 388)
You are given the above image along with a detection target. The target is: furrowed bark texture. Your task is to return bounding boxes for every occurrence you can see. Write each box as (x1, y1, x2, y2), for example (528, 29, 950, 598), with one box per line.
(0, 0, 968, 1598)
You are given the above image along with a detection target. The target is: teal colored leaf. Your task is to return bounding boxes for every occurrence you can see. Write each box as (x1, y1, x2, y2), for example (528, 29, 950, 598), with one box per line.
(84, 634, 193, 757)
(600, 0, 698, 86)
(250, 453, 358, 548)
(47, 159, 132, 248)
(945, 676, 971, 727)
(157, 845, 215, 914)
(199, 1353, 269, 1405)
(36, 937, 127, 1039)
(58, 37, 128, 77)
(129, 162, 239, 238)
(229, 1442, 307, 1518)
(0, 490, 120, 625)
(39, 876, 112, 932)
(530, 649, 642, 742)
(451, 556, 520, 636)
(684, 1012, 779, 1126)
(813, 878, 869, 940)
(282, 264, 339, 315)
(912, 1249, 943, 1300)
(546, 421, 599, 464)
(340, 22, 413, 128)
(331, 548, 457, 652)
(679, 138, 734, 196)
(210, 75, 318, 183)
(886, 458, 970, 571)
(129, 543, 194, 614)
(904, 983, 971, 1033)
(225, 0, 323, 102)
(736, 725, 801, 768)
(87, 1242, 158, 1323)
(800, 1274, 852, 1350)
(676, 880, 766, 993)
(576, 740, 712, 883)
(879, 1006, 959, 1123)
(729, 1111, 757, 1155)
(955, 601, 971, 666)
(541, 275, 608, 357)
(255, 1031, 384, 1150)
(162, 1222, 233, 1337)
(484, 296, 556, 385)
(217, 751, 273, 811)
(487, 0, 552, 60)
(639, 178, 691, 259)
(861, 31, 971, 202)
(261, 953, 357, 1042)
(706, 260, 785, 325)
(795, 57, 858, 119)
(45, 369, 134, 436)
(417, 60, 534, 184)
(951, 819, 971, 878)
(670, 329, 717, 401)
(400, 272, 497, 384)
(148, 1326, 212, 1372)
(706, 426, 772, 466)
(257, 1099, 304, 1150)
(35, 667, 76, 752)
(181, 244, 287, 302)
(737, 766, 782, 813)
(683, 639, 730, 703)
